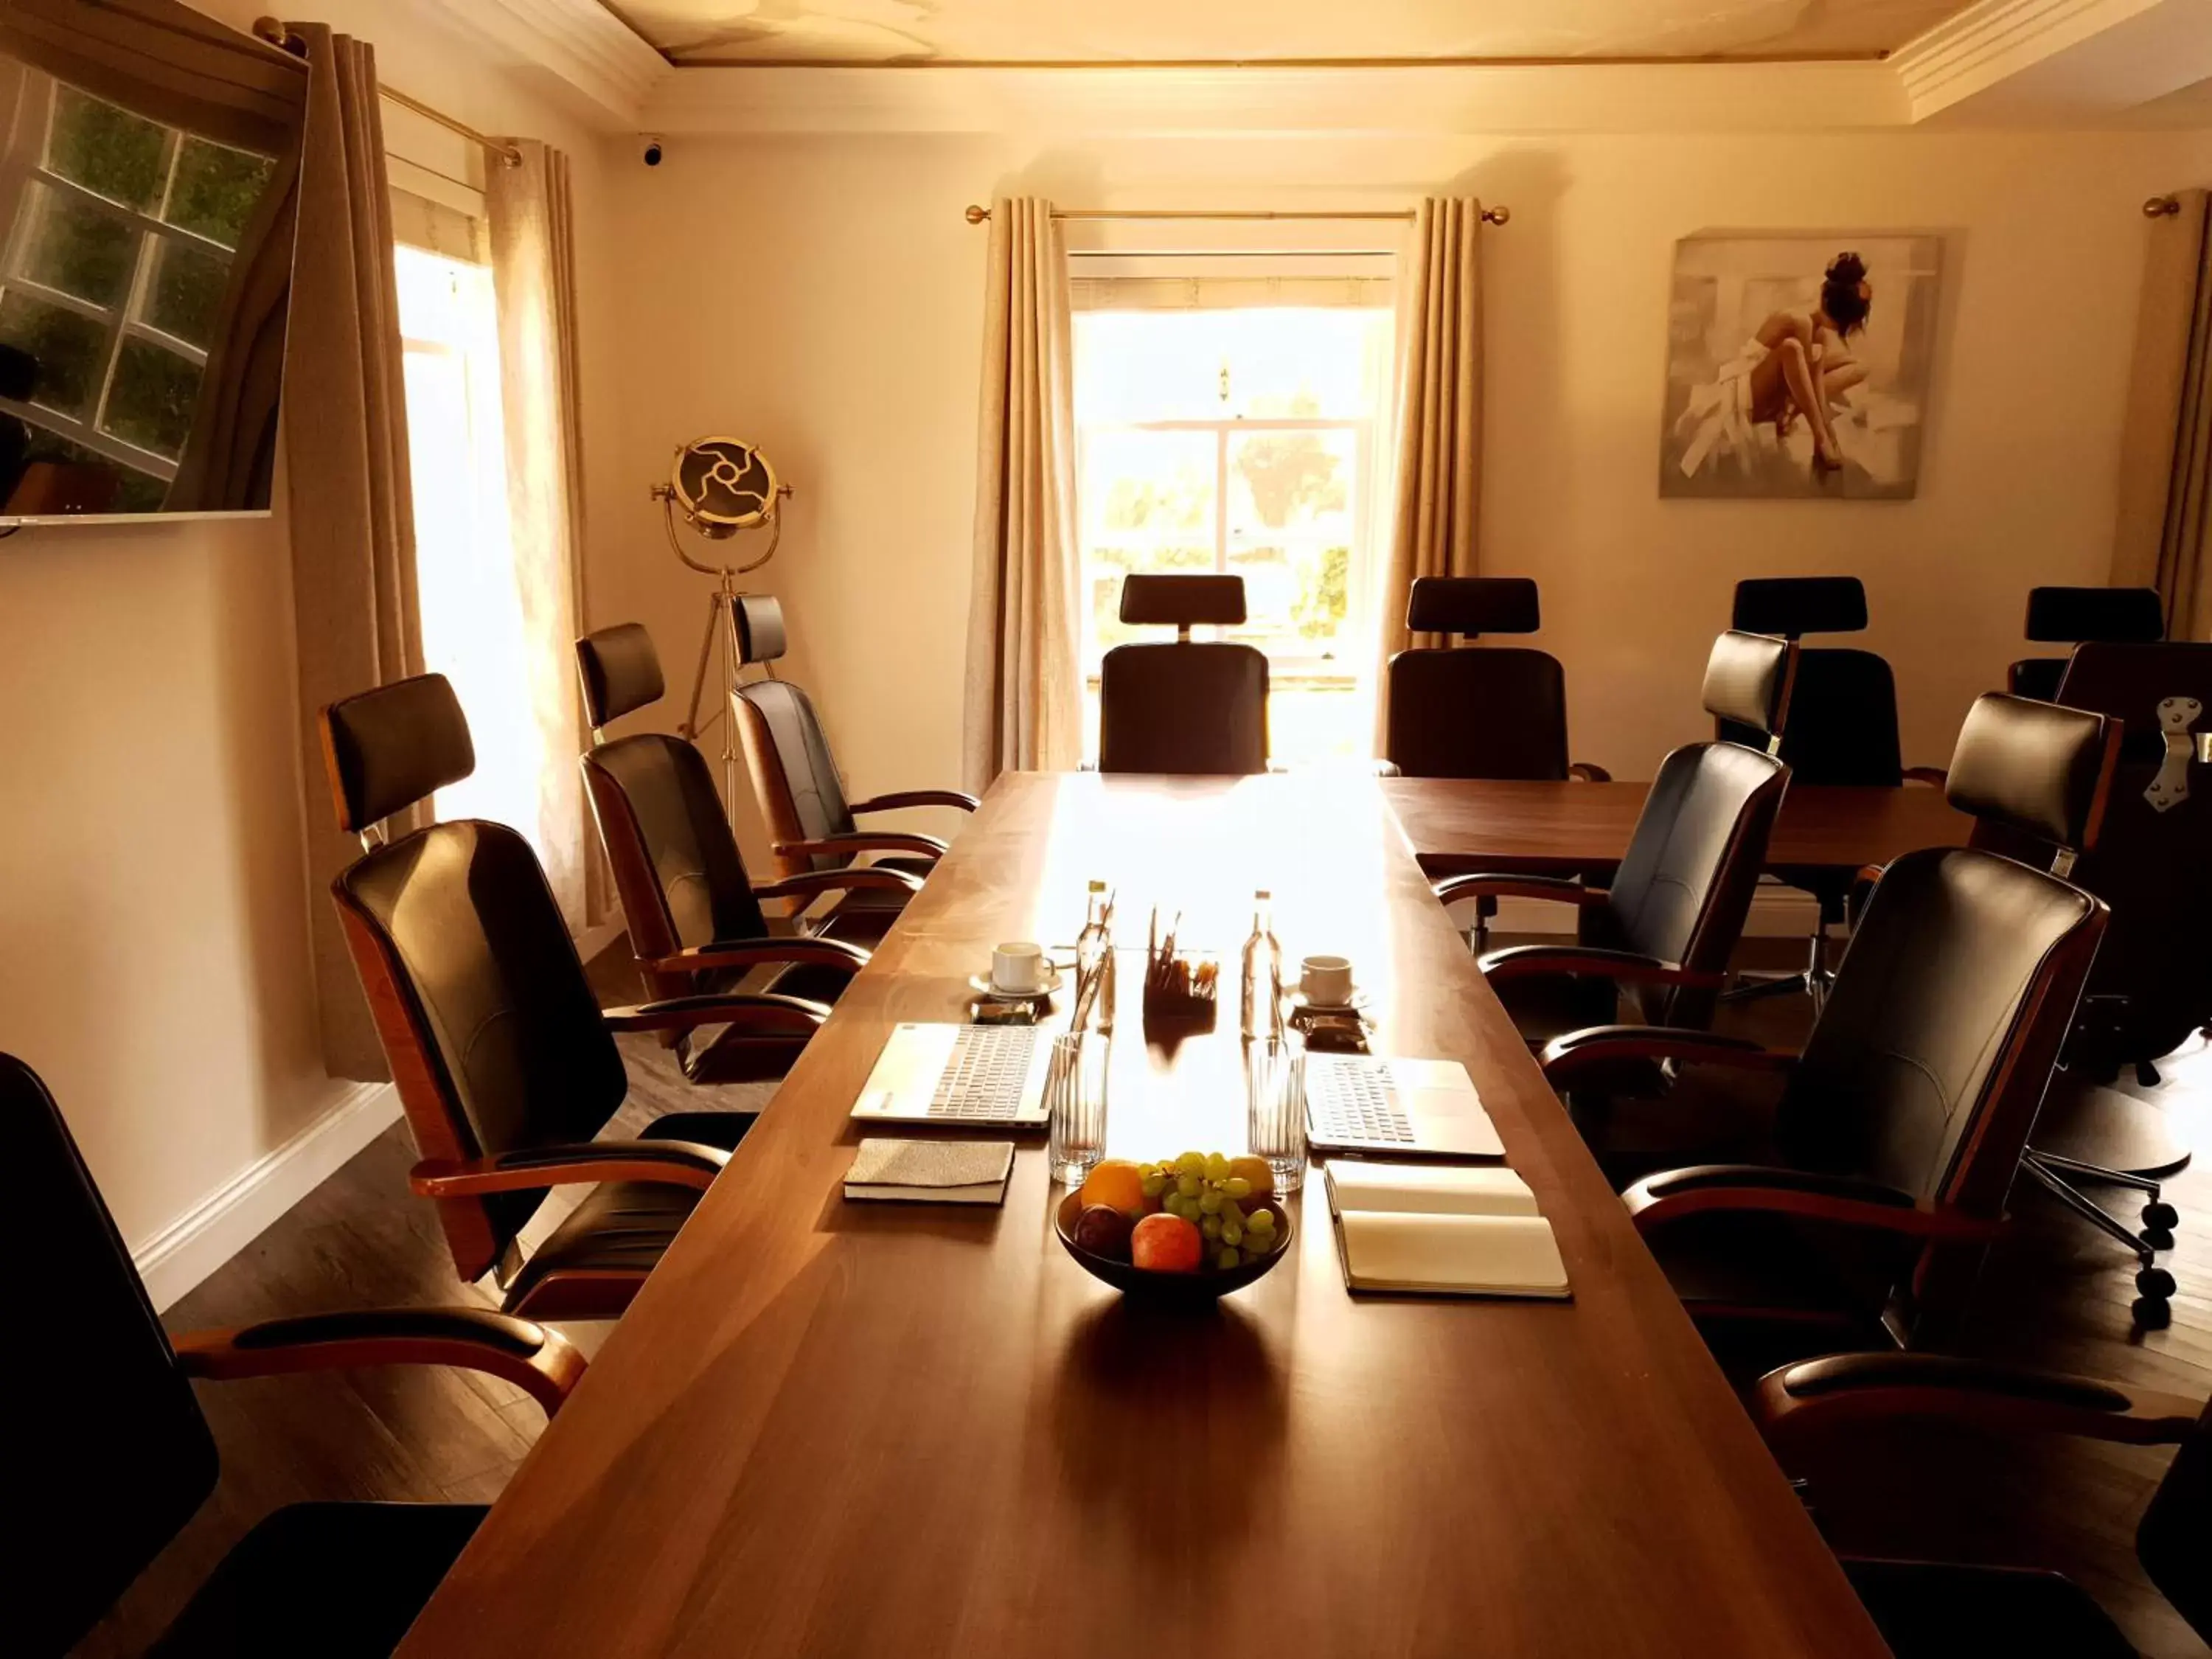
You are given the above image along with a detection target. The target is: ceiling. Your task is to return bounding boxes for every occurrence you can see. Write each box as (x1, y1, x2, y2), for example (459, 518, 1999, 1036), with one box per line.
(608, 0, 1979, 65)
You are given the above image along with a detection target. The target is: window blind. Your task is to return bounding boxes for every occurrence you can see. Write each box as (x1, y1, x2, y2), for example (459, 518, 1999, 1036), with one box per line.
(1069, 274, 1394, 313)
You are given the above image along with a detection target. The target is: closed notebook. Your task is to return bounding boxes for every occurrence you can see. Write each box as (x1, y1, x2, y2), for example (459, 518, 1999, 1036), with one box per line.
(1324, 1161, 1539, 1219)
(1325, 1161, 1568, 1299)
(844, 1138, 1015, 1205)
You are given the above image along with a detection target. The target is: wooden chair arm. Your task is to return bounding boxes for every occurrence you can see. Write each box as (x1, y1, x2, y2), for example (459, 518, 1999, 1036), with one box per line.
(774, 832, 947, 860)
(1478, 945, 1725, 990)
(753, 868, 922, 901)
(1540, 1026, 1795, 1089)
(649, 938, 869, 978)
(172, 1307, 585, 1418)
(1622, 1164, 2003, 1242)
(1568, 761, 1613, 783)
(411, 1138, 731, 1198)
(847, 789, 981, 814)
(600, 991, 832, 1035)
(1752, 1352, 2202, 1455)
(1903, 766, 1949, 787)
(1433, 873, 1610, 908)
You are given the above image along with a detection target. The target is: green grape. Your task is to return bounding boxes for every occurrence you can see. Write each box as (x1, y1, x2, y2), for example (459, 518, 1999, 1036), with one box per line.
(1205, 1152, 1230, 1181)
(1219, 1199, 1243, 1227)
(1139, 1173, 1166, 1198)
(1175, 1152, 1207, 1177)
(1217, 1247, 1242, 1270)
(1197, 1189, 1222, 1215)
(1248, 1207, 1276, 1234)
(1167, 1194, 1193, 1220)
(1176, 1173, 1201, 1197)
(1221, 1221, 1243, 1246)
(1201, 1214, 1223, 1239)
(1224, 1176, 1252, 1200)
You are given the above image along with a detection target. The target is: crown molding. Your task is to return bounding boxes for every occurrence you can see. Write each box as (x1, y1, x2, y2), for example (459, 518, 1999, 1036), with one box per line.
(417, 0, 670, 128)
(1891, 0, 2212, 120)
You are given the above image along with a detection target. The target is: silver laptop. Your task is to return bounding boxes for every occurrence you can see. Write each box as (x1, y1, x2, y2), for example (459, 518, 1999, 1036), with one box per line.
(850, 1023, 1054, 1127)
(1304, 1054, 1503, 1159)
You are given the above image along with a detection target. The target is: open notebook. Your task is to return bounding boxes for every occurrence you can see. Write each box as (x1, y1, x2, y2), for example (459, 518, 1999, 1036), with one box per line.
(1326, 1161, 1570, 1301)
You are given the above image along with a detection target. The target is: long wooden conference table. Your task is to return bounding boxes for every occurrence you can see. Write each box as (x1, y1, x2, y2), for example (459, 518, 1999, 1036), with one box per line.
(400, 773, 1893, 1657)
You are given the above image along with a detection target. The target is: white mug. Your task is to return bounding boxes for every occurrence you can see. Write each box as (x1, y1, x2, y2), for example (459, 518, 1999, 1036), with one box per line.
(1300, 954, 1354, 1008)
(992, 942, 1048, 994)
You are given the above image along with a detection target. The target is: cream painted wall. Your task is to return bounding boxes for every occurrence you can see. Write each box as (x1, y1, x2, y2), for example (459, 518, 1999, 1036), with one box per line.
(596, 127, 2212, 860)
(0, 0, 626, 1289)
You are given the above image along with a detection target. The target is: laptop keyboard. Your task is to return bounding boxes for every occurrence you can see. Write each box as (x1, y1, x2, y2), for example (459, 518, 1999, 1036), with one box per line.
(928, 1025, 1040, 1121)
(1307, 1056, 1416, 1144)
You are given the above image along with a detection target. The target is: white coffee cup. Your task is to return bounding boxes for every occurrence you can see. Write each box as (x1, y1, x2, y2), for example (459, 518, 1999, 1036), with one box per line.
(1300, 953, 1355, 1008)
(992, 942, 1048, 995)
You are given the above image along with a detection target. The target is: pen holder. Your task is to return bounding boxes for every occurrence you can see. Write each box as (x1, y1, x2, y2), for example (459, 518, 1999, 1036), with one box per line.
(1141, 948, 1218, 1028)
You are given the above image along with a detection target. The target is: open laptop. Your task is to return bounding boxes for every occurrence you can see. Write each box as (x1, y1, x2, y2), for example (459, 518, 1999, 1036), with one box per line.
(850, 1023, 1055, 1127)
(1304, 1053, 1503, 1159)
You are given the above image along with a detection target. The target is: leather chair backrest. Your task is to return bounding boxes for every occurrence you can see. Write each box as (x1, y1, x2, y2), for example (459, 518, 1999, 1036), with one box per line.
(734, 593, 787, 664)
(334, 821, 629, 1275)
(1947, 693, 2115, 852)
(1725, 647, 1902, 785)
(1599, 739, 1791, 1026)
(1385, 647, 1569, 779)
(733, 675, 856, 874)
(2025, 585, 2165, 644)
(1702, 629, 1798, 745)
(2139, 1397, 2212, 1640)
(13, 1054, 217, 1656)
(1405, 575, 1541, 636)
(1731, 574, 1868, 639)
(1098, 641, 1270, 775)
(576, 623, 666, 728)
(583, 733, 770, 990)
(2008, 657, 2067, 702)
(321, 673, 476, 833)
(1120, 572, 1247, 627)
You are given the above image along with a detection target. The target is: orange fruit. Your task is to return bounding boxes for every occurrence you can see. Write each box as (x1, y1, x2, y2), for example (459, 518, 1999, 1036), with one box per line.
(1079, 1159, 1148, 1217)
(1130, 1213, 1203, 1273)
(1227, 1155, 1274, 1197)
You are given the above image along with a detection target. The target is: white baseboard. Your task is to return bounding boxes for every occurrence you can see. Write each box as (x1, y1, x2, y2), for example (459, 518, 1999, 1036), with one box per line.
(133, 1079, 402, 1313)
(1466, 885, 1822, 938)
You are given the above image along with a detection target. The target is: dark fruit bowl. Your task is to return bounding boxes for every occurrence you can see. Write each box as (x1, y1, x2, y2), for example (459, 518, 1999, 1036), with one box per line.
(1054, 1189, 1294, 1302)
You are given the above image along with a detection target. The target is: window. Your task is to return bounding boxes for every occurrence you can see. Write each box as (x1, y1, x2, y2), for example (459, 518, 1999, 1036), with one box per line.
(1073, 280, 1395, 765)
(394, 229, 545, 848)
(0, 77, 274, 503)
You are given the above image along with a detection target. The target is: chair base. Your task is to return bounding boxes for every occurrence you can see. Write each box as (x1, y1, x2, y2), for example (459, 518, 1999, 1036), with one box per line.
(1723, 925, 1837, 1014)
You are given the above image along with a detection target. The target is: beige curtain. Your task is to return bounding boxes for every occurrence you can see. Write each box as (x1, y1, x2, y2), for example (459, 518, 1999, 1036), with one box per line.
(963, 196, 1082, 790)
(2114, 189, 2212, 643)
(1372, 197, 1486, 743)
(487, 140, 594, 931)
(282, 23, 420, 1080)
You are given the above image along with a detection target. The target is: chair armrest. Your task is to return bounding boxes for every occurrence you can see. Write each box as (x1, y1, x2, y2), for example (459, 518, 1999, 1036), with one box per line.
(1751, 1352, 2201, 1453)
(753, 868, 922, 901)
(1478, 945, 1725, 990)
(411, 1138, 731, 1197)
(1569, 761, 1613, 783)
(1433, 872, 1610, 908)
(847, 789, 981, 814)
(171, 1307, 585, 1418)
(1540, 1025, 1794, 1089)
(1622, 1164, 2003, 1242)
(600, 990, 832, 1035)
(649, 938, 869, 978)
(1903, 766, 1948, 787)
(774, 832, 948, 860)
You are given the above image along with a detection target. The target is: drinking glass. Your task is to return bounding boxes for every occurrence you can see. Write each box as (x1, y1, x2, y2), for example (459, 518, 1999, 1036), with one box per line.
(1245, 1029, 1307, 1194)
(1047, 1031, 1110, 1185)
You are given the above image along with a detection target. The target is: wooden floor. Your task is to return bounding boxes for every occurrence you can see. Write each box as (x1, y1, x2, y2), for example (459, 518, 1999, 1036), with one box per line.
(77, 939, 2212, 1657)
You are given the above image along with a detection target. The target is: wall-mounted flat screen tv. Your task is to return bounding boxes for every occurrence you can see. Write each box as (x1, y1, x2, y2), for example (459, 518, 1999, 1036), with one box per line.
(0, 0, 305, 524)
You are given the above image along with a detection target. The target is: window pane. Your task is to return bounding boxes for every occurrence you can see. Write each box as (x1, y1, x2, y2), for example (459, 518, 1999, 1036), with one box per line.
(102, 338, 201, 456)
(1227, 427, 1357, 658)
(0, 290, 107, 415)
(10, 181, 137, 307)
(46, 86, 167, 213)
(164, 138, 275, 248)
(1079, 427, 1217, 658)
(140, 237, 227, 347)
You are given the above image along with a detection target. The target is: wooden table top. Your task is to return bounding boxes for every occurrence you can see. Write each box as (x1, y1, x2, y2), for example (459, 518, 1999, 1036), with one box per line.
(400, 773, 1886, 1658)
(1386, 775, 1972, 877)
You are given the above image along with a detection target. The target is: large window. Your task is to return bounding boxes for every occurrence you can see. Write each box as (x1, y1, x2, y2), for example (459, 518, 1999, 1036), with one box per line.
(0, 77, 273, 502)
(1074, 284, 1394, 764)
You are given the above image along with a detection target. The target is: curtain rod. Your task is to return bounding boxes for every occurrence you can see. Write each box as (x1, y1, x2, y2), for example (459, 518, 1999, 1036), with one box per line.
(252, 18, 523, 168)
(684, 49, 1891, 69)
(965, 204, 1509, 227)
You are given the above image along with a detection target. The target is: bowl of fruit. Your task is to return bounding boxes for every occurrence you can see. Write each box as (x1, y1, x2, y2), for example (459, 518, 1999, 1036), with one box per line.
(1056, 1152, 1293, 1301)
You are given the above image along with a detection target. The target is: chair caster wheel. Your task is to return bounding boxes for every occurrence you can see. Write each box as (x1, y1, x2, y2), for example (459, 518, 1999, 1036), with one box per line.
(2133, 1296, 2173, 1330)
(2143, 1227, 2176, 1252)
(2136, 1266, 2177, 1299)
(2143, 1202, 2180, 1231)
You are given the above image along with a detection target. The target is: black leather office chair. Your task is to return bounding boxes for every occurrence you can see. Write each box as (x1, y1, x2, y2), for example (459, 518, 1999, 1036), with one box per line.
(1719, 576, 1943, 1009)
(1753, 1352, 2210, 1659)
(2007, 585, 2164, 702)
(323, 673, 830, 1320)
(1097, 573, 1269, 775)
(1445, 630, 1795, 1049)
(577, 622, 913, 1080)
(726, 594, 978, 902)
(15, 1054, 583, 1659)
(1543, 694, 2115, 1355)
(1383, 576, 1610, 782)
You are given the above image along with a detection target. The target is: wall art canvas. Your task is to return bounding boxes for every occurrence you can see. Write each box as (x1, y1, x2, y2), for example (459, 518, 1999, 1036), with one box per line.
(1660, 232, 1943, 500)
